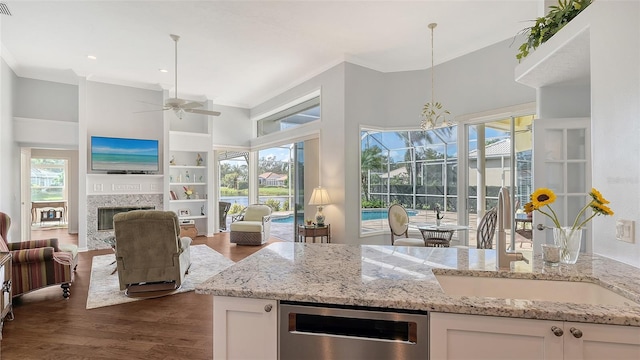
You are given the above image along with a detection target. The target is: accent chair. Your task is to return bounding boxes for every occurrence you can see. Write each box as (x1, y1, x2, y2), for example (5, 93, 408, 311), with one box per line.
(388, 204, 425, 246)
(0, 211, 78, 299)
(113, 210, 191, 293)
(229, 204, 272, 245)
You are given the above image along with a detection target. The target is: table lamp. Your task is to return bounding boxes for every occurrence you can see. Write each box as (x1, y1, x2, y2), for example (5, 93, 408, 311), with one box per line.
(309, 186, 331, 226)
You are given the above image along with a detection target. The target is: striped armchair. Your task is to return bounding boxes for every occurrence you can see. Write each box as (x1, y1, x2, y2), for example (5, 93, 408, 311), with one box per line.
(0, 212, 78, 298)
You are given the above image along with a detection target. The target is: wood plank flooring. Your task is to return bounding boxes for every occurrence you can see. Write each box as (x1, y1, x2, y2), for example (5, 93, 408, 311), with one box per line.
(1, 230, 278, 359)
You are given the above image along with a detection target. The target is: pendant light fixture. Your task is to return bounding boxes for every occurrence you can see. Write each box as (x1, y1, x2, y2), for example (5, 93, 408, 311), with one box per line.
(421, 23, 452, 130)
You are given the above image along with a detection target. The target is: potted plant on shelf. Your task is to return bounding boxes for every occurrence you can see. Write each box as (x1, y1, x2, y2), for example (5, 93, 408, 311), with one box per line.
(516, 0, 592, 62)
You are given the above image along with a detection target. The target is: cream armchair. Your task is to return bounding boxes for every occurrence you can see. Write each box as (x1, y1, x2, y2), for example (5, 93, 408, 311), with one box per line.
(230, 204, 272, 245)
(113, 210, 191, 293)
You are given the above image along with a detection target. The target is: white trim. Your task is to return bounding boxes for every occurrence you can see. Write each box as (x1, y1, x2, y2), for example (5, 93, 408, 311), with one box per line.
(455, 102, 536, 124)
(251, 89, 321, 122)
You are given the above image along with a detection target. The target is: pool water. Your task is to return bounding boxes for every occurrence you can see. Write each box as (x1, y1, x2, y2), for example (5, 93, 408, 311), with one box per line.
(271, 209, 418, 223)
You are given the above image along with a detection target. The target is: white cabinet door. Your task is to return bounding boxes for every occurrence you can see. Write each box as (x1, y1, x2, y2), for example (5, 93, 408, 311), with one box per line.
(430, 313, 564, 360)
(213, 296, 278, 360)
(532, 117, 591, 249)
(563, 322, 640, 360)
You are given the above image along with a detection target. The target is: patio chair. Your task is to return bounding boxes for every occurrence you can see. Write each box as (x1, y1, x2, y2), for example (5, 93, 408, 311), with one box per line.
(230, 204, 271, 245)
(477, 207, 498, 249)
(219, 202, 231, 231)
(388, 204, 425, 246)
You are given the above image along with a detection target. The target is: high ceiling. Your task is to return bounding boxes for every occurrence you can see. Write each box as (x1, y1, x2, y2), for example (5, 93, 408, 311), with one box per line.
(1, 1, 539, 108)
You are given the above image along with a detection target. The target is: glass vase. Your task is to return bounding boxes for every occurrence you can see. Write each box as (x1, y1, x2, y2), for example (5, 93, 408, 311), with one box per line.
(553, 227, 582, 264)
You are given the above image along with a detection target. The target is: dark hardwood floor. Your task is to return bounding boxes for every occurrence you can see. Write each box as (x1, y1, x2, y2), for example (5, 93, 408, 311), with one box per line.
(1, 229, 278, 359)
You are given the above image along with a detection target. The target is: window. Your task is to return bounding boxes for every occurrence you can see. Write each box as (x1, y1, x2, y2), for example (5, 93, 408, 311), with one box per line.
(31, 158, 67, 201)
(360, 128, 458, 235)
(257, 97, 320, 136)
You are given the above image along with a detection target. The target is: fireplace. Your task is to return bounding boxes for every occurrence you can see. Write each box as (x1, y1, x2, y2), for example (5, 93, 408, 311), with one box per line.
(97, 206, 155, 231)
(87, 194, 164, 250)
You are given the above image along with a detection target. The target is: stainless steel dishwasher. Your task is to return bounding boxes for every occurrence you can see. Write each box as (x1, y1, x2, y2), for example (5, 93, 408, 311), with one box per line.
(280, 302, 428, 360)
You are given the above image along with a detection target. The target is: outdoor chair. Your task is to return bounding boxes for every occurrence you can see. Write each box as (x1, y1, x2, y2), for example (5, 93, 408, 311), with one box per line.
(0, 211, 78, 299)
(219, 202, 231, 231)
(230, 204, 271, 245)
(477, 207, 498, 249)
(388, 204, 425, 246)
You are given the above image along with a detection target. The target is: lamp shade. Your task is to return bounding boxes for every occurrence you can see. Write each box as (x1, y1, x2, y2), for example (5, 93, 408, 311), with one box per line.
(309, 187, 331, 206)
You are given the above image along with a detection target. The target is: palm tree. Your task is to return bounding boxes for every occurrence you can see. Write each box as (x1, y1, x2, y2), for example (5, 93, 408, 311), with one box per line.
(396, 129, 451, 185)
(361, 146, 384, 202)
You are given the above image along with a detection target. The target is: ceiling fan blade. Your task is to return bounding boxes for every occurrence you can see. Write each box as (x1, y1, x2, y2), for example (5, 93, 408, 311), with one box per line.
(184, 109, 221, 116)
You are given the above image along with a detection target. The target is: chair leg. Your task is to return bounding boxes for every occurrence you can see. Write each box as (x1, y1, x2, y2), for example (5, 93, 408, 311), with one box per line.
(61, 283, 71, 299)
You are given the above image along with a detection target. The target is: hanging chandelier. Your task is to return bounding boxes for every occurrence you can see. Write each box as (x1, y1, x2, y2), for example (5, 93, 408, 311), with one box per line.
(421, 23, 452, 130)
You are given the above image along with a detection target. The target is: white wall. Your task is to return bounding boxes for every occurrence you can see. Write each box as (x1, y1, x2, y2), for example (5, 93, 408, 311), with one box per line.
(209, 104, 252, 148)
(590, 1, 640, 267)
(14, 77, 78, 122)
(0, 58, 21, 242)
(344, 63, 386, 244)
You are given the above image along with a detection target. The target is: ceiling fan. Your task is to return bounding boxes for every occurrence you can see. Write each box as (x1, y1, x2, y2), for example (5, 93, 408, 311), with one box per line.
(154, 34, 221, 119)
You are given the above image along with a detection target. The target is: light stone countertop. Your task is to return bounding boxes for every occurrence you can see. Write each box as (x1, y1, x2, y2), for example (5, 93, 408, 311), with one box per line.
(195, 243, 640, 326)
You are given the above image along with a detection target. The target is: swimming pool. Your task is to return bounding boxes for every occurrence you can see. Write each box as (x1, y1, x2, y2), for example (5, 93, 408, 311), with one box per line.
(271, 209, 418, 223)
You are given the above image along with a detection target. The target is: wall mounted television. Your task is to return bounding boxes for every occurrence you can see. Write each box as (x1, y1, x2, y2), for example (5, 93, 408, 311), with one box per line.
(91, 136, 159, 174)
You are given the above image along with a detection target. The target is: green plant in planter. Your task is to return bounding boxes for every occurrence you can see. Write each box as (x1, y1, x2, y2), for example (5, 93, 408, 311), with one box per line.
(516, 0, 592, 62)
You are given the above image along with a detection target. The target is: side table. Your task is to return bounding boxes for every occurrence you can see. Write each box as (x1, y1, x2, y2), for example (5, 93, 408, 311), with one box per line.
(297, 225, 331, 243)
(0, 252, 13, 340)
(180, 224, 198, 240)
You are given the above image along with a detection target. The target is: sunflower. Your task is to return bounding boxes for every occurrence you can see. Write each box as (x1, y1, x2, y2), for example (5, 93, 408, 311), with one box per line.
(591, 202, 614, 216)
(523, 202, 536, 213)
(531, 188, 556, 208)
(589, 188, 610, 205)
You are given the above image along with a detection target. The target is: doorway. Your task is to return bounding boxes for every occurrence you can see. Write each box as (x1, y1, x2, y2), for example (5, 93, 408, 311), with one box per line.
(257, 142, 301, 241)
(463, 115, 534, 249)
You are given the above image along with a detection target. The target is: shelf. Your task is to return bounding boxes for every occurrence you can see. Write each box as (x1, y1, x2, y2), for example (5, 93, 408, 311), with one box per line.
(178, 215, 206, 220)
(514, 5, 593, 88)
(170, 165, 206, 169)
(171, 199, 207, 203)
(170, 182, 207, 186)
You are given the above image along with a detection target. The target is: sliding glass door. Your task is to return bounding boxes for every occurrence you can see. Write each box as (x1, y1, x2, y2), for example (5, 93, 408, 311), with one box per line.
(464, 115, 533, 249)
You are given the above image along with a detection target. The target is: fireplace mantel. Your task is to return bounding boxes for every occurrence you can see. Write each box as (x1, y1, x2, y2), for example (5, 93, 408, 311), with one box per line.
(87, 174, 164, 195)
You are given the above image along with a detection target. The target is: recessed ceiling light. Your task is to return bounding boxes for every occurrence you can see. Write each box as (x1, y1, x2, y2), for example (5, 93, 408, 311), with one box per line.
(159, 69, 168, 73)
(87, 55, 97, 60)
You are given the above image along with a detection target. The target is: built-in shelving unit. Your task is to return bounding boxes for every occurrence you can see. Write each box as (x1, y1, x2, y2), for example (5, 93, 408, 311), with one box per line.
(168, 131, 213, 236)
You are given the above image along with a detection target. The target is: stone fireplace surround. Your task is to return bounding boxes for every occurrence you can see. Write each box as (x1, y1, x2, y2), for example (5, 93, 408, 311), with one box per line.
(86, 174, 164, 250)
(87, 194, 163, 250)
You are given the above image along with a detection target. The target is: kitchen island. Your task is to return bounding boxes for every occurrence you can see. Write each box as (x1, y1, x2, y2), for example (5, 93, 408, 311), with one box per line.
(196, 243, 640, 359)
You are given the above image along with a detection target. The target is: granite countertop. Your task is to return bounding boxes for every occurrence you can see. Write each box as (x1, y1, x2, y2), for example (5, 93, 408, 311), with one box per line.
(195, 243, 640, 326)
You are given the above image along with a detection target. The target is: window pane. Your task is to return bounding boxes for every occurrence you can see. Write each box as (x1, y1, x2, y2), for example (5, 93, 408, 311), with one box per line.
(31, 158, 65, 201)
(360, 128, 458, 235)
(257, 97, 320, 136)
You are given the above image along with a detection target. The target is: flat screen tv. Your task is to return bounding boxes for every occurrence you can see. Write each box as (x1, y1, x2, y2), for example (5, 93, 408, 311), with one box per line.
(91, 136, 159, 173)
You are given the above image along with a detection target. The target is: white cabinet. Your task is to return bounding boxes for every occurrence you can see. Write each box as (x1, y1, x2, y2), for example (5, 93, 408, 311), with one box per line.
(213, 296, 278, 360)
(430, 313, 563, 359)
(430, 313, 640, 360)
(563, 322, 640, 360)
